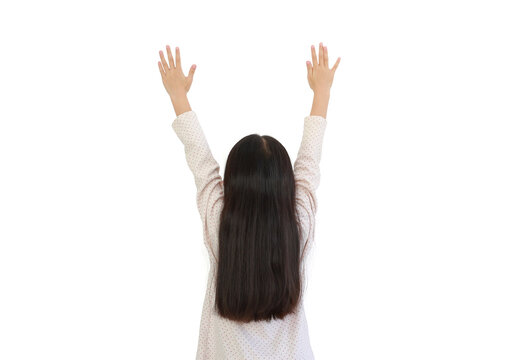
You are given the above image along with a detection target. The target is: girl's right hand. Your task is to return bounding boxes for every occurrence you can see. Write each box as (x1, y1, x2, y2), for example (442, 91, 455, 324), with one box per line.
(306, 42, 340, 94)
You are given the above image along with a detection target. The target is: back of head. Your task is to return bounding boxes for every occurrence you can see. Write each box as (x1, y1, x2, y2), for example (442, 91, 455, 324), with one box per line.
(215, 134, 303, 323)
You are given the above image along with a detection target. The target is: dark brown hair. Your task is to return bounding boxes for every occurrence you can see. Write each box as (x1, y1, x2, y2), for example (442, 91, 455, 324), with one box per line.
(215, 134, 303, 323)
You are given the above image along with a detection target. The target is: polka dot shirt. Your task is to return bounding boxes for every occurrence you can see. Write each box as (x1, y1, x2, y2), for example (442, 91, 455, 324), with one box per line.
(172, 110, 327, 359)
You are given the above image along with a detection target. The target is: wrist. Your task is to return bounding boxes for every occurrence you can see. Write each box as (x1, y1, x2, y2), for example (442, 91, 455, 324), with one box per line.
(310, 92, 329, 118)
(170, 90, 188, 101)
(313, 89, 330, 98)
(169, 92, 192, 117)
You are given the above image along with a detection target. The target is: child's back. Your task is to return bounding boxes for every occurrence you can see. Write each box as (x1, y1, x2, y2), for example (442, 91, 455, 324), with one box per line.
(173, 110, 327, 360)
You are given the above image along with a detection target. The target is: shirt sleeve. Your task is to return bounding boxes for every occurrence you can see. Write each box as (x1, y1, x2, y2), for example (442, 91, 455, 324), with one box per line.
(172, 110, 224, 263)
(293, 115, 327, 260)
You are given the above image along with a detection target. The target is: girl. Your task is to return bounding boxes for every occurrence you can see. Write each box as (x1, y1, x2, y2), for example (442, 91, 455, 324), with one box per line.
(158, 42, 340, 360)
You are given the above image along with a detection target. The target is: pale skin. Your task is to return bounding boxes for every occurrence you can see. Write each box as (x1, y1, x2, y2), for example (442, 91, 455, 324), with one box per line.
(158, 42, 340, 118)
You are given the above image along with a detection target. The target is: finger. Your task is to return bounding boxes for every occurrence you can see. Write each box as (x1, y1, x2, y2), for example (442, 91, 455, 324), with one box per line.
(175, 47, 182, 70)
(323, 46, 329, 68)
(319, 42, 323, 66)
(332, 57, 341, 73)
(311, 45, 317, 67)
(158, 61, 165, 78)
(306, 60, 312, 74)
(188, 64, 196, 80)
(159, 50, 170, 71)
(166, 45, 175, 69)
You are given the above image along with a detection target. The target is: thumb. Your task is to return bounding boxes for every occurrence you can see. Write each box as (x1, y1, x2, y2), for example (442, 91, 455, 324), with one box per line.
(331, 57, 340, 73)
(188, 64, 196, 80)
(306, 61, 312, 74)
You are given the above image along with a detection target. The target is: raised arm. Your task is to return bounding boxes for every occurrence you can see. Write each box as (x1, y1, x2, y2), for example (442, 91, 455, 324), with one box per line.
(296, 42, 340, 258)
(158, 45, 222, 262)
(172, 111, 224, 252)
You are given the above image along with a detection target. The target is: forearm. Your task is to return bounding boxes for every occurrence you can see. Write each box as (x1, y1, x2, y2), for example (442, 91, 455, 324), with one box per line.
(310, 90, 330, 118)
(170, 92, 192, 117)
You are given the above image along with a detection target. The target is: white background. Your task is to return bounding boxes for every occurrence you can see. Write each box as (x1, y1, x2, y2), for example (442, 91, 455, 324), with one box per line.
(1, 0, 518, 359)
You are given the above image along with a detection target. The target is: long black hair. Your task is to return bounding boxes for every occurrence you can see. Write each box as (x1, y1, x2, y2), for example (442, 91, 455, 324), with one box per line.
(215, 134, 303, 323)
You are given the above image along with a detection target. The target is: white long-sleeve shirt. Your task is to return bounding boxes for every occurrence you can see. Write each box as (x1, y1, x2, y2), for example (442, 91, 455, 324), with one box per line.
(172, 110, 327, 359)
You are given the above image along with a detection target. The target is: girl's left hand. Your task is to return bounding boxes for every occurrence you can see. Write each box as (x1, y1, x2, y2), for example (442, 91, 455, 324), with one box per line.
(158, 45, 196, 98)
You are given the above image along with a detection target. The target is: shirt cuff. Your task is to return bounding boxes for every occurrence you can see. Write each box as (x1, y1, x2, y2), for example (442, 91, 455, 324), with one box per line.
(172, 110, 197, 130)
(304, 114, 327, 122)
